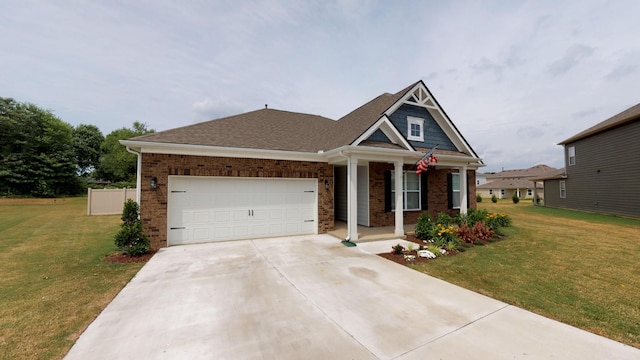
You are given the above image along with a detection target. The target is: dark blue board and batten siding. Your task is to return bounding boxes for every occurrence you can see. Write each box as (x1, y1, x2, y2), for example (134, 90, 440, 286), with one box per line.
(560, 120, 640, 218)
(368, 104, 457, 150)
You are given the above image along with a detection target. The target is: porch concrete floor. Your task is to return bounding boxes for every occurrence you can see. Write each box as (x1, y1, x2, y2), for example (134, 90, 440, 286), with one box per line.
(328, 221, 416, 242)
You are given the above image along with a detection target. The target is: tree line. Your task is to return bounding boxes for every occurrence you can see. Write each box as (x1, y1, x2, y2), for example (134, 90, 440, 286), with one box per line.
(0, 97, 154, 197)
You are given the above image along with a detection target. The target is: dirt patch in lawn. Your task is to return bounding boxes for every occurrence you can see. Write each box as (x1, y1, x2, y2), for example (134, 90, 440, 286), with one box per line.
(104, 250, 157, 263)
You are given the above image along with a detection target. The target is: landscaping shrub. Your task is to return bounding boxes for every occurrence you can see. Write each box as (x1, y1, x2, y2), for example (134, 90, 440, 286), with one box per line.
(430, 223, 459, 247)
(485, 212, 512, 230)
(472, 221, 494, 244)
(114, 199, 150, 257)
(512, 193, 520, 204)
(435, 212, 453, 226)
(476, 193, 482, 203)
(456, 221, 494, 245)
(414, 212, 433, 240)
(454, 212, 469, 226)
(469, 208, 489, 224)
(427, 244, 443, 257)
(491, 194, 498, 203)
(391, 243, 405, 254)
(456, 223, 474, 244)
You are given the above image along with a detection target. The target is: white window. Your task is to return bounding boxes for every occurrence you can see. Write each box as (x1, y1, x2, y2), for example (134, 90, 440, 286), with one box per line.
(391, 171, 421, 211)
(568, 146, 575, 166)
(489, 189, 493, 195)
(451, 173, 461, 208)
(527, 189, 532, 196)
(407, 116, 424, 141)
(500, 189, 505, 196)
(560, 181, 566, 198)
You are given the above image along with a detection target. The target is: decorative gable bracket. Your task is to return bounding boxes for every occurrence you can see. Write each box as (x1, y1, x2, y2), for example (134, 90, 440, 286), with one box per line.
(352, 115, 415, 151)
(404, 86, 438, 109)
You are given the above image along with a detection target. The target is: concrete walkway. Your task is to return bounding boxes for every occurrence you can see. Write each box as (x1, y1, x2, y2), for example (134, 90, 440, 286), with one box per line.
(65, 235, 640, 359)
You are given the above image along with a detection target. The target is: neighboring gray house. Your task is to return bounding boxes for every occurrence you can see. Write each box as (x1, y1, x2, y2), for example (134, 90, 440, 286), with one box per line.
(540, 102, 640, 218)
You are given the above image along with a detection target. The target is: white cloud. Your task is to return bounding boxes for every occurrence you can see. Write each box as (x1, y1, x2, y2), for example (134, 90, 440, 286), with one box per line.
(1, 0, 640, 171)
(192, 97, 246, 122)
(547, 44, 595, 75)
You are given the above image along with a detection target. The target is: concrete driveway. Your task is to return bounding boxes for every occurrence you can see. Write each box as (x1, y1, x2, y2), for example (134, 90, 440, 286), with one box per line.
(65, 235, 640, 359)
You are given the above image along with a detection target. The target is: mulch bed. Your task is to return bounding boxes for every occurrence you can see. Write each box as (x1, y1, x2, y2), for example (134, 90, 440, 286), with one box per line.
(377, 234, 459, 265)
(104, 250, 158, 263)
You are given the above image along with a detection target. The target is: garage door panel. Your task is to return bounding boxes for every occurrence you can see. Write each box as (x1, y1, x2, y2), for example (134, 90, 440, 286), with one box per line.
(214, 211, 230, 223)
(193, 228, 210, 241)
(285, 208, 300, 219)
(233, 226, 249, 238)
(232, 209, 249, 221)
(269, 209, 283, 220)
(214, 226, 231, 240)
(168, 177, 317, 246)
(193, 211, 209, 223)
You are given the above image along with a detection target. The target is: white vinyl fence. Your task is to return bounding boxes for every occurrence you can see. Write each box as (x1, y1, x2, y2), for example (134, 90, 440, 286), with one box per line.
(87, 188, 137, 215)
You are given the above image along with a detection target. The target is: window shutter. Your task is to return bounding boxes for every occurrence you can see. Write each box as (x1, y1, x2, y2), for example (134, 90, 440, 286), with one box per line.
(447, 173, 453, 209)
(467, 173, 471, 208)
(420, 173, 428, 210)
(384, 171, 391, 212)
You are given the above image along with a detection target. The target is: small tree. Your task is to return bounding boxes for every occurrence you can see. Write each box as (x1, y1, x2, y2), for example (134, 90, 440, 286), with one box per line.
(512, 193, 520, 204)
(115, 199, 150, 256)
(476, 193, 482, 203)
(491, 194, 498, 203)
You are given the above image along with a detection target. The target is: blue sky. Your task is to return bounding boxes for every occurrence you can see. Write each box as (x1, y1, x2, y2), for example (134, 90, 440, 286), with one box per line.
(2, 0, 639, 172)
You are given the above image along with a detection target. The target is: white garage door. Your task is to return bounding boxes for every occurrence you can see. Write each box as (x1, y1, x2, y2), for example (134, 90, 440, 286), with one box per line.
(167, 176, 318, 246)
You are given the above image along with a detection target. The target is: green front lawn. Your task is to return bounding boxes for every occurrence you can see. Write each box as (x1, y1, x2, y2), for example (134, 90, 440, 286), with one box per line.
(0, 198, 145, 360)
(412, 200, 640, 348)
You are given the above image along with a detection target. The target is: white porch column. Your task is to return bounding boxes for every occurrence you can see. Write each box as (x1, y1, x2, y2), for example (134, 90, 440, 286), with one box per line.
(348, 156, 359, 241)
(459, 165, 468, 214)
(394, 161, 404, 236)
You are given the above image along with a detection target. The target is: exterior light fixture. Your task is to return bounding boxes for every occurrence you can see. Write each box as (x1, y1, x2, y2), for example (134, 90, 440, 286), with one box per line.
(150, 176, 157, 190)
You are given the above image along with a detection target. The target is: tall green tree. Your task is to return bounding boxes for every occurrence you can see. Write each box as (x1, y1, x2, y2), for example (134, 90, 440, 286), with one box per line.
(96, 121, 154, 183)
(72, 124, 104, 176)
(0, 97, 79, 196)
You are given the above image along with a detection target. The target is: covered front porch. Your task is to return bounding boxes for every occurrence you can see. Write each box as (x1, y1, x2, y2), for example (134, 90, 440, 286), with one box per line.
(328, 221, 416, 242)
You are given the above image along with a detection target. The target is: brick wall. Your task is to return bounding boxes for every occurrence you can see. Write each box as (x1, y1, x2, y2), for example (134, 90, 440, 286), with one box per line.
(368, 162, 477, 227)
(140, 153, 334, 249)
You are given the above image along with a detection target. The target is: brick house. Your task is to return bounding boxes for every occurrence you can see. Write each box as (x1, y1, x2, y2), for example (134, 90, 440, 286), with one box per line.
(120, 81, 484, 248)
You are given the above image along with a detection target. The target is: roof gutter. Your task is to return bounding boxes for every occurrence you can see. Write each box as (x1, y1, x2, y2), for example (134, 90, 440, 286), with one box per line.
(119, 140, 326, 163)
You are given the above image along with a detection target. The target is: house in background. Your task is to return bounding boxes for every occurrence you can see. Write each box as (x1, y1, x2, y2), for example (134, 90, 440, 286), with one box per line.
(539, 102, 640, 218)
(476, 164, 556, 201)
(475, 173, 487, 186)
(121, 80, 484, 248)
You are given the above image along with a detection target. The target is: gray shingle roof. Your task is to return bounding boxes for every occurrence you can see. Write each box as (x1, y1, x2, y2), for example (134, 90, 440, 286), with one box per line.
(321, 82, 418, 149)
(477, 178, 542, 190)
(127, 81, 451, 155)
(129, 108, 336, 152)
(529, 168, 567, 181)
(483, 164, 557, 179)
(559, 102, 640, 144)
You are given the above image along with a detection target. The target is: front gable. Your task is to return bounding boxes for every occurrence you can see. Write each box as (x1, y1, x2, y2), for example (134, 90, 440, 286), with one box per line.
(354, 81, 480, 159)
(351, 115, 414, 151)
(387, 103, 457, 150)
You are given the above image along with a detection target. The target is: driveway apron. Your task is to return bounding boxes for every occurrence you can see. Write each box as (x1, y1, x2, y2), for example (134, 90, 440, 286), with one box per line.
(65, 234, 640, 359)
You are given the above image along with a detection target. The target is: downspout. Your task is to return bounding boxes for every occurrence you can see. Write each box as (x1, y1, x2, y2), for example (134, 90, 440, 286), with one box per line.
(338, 150, 356, 247)
(125, 146, 142, 204)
